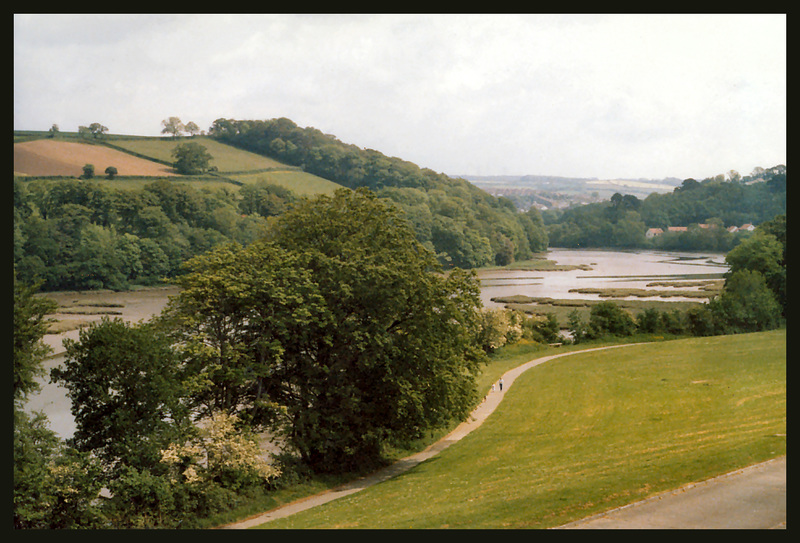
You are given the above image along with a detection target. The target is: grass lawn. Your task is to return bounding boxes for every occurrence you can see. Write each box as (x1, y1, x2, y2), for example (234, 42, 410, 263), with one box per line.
(258, 329, 785, 529)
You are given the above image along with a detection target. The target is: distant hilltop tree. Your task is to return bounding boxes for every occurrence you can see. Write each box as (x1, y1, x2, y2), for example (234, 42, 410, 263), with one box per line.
(78, 123, 108, 140)
(161, 117, 185, 139)
(184, 121, 200, 136)
(161, 117, 202, 138)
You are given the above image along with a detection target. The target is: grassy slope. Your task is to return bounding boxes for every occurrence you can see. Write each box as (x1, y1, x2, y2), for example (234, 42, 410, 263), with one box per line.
(110, 136, 286, 172)
(259, 329, 785, 529)
(16, 134, 343, 197)
(109, 136, 344, 196)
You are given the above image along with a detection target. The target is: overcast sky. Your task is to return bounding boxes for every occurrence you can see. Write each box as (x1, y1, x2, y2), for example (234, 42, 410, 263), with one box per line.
(14, 13, 786, 180)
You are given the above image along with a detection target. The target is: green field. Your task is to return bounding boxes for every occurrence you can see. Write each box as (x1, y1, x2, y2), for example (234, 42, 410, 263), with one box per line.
(108, 136, 286, 172)
(257, 330, 785, 529)
(110, 136, 343, 195)
(226, 171, 342, 196)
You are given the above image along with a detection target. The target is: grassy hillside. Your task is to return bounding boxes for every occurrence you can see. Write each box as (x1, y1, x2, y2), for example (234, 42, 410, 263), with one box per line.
(14, 133, 343, 198)
(258, 329, 785, 529)
(109, 136, 288, 172)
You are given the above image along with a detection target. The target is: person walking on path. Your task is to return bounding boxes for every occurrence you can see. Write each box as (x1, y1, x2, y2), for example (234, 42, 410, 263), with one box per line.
(221, 343, 645, 529)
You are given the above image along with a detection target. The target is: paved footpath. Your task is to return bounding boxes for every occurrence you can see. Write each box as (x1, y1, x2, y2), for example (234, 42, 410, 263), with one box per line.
(559, 456, 786, 529)
(220, 343, 785, 529)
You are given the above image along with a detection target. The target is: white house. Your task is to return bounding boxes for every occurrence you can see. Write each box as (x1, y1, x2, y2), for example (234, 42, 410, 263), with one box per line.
(646, 228, 663, 239)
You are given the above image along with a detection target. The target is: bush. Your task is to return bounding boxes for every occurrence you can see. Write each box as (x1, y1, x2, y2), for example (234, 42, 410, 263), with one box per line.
(636, 308, 662, 333)
(522, 312, 560, 343)
(710, 269, 781, 333)
(659, 308, 686, 335)
(684, 306, 717, 336)
(587, 301, 636, 338)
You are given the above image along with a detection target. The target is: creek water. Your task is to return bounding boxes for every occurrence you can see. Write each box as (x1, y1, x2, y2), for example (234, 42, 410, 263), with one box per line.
(23, 249, 729, 440)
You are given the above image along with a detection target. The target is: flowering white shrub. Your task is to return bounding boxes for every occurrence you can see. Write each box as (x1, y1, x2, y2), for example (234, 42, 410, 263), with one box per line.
(161, 412, 279, 487)
(479, 308, 524, 352)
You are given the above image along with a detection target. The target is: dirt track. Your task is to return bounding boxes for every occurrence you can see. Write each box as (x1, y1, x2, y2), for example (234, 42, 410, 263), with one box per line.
(14, 139, 179, 177)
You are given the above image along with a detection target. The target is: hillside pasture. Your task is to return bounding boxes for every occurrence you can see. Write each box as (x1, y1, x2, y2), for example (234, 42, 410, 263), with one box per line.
(110, 137, 289, 172)
(227, 171, 343, 196)
(14, 139, 179, 177)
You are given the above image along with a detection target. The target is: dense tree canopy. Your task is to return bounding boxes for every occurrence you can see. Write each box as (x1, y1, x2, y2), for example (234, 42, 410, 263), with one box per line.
(207, 117, 549, 267)
(164, 189, 486, 472)
(545, 167, 785, 250)
(14, 178, 272, 291)
(51, 318, 193, 474)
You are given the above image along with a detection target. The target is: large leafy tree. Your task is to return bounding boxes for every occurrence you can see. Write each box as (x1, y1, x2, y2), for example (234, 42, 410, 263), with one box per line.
(171, 142, 213, 174)
(51, 318, 193, 474)
(14, 277, 106, 528)
(710, 269, 781, 333)
(724, 215, 786, 316)
(167, 188, 486, 473)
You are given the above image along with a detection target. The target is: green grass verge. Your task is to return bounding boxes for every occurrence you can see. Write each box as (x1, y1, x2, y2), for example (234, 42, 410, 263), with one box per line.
(257, 329, 785, 529)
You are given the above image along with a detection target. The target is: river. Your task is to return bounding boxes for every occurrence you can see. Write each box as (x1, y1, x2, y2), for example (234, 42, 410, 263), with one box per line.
(24, 249, 729, 440)
(478, 248, 727, 307)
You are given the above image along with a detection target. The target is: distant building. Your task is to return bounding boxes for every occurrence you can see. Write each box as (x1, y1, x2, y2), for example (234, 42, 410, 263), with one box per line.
(740, 223, 756, 231)
(727, 226, 739, 233)
(646, 228, 663, 239)
(667, 226, 687, 233)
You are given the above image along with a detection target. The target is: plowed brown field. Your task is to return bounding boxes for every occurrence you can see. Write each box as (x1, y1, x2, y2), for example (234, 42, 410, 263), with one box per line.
(14, 139, 180, 177)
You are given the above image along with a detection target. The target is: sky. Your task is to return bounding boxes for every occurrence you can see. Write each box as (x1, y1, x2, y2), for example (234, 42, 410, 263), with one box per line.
(14, 13, 786, 181)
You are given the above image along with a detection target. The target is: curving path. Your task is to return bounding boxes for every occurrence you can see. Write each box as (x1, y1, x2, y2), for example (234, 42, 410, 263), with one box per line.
(220, 344, 640, 529)
(220, 343, 785, 529)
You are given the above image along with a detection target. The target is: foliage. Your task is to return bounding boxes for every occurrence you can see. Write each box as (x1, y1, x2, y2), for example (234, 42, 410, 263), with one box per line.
(477, 308, 523, 352)
(161, 412, 280, 490)
(102, 412, 279, 528)
(14, 177, 273, 291)
(14, 410, 106, 529)
(79, 122, 108, 139)
(161, 116, 185, 138)
(13, 277, 106, 529)
(709, 269, 781, 334)
(546, 167, 785, 250)
(165, 188, 486, 473)
(207, 117, 548, 268)
(724, 215, 786, 315)
(13, 274, 57, 406)
(587, 301, 637, 338)
(51, 318, 194, 473)
(172, 142, 214, 174)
